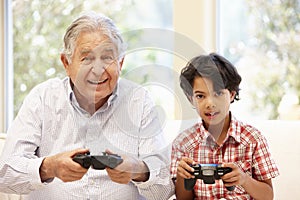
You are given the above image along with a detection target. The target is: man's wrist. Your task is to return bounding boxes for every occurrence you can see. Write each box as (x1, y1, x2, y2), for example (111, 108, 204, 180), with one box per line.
(39, 157, 55, 182)
(132, 161, 150, 182)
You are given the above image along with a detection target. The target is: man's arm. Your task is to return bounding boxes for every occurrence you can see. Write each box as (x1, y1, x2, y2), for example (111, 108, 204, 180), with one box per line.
(40, 149, 89, 182)
(105, 153, 150, 184)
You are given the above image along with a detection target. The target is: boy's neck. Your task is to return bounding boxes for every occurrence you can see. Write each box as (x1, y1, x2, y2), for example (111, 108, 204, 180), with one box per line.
(204, 113, 231, 145)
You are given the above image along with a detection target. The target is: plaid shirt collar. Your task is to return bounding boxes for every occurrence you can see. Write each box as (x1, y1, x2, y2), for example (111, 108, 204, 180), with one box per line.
(198, 113, 241, 145)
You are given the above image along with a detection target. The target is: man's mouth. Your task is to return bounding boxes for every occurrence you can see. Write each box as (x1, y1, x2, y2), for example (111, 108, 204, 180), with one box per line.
(88, 78, 108, 85)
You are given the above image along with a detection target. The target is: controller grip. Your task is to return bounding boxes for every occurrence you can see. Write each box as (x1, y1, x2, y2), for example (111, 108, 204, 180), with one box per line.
(73, 154, 91, 169)
(226, 185, 235, 191)
(184, 178, 197, 191)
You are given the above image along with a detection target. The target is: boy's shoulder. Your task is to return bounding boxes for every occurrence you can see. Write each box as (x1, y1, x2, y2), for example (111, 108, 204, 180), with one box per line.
(233, 117, 267, 144)
(172, 122, 202, 148)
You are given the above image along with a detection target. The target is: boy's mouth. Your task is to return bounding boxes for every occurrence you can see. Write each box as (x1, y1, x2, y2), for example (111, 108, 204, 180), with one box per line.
(205, 112, 219, 117)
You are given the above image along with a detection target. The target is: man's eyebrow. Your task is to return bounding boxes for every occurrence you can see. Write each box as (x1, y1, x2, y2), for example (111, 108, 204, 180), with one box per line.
(79, 48, 92, 55)
(101, 47, 115, 53)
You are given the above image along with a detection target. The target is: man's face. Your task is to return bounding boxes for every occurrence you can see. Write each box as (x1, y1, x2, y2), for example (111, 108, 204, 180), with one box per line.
(191, 76, 235, 127)
(62, 31, 123, 109)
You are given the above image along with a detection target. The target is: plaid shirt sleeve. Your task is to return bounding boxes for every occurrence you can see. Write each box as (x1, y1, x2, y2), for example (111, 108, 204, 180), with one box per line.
(251, 133, 279, 180)
(170, 132, 186, 179)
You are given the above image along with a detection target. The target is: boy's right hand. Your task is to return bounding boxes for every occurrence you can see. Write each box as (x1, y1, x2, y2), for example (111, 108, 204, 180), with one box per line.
(176, 157, 196, 179)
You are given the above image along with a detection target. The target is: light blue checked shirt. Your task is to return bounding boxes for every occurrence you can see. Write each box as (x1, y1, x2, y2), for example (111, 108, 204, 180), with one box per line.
(0, 77, 174, 200)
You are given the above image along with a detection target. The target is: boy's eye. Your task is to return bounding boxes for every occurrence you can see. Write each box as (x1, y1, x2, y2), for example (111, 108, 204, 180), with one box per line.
(195, 94, 204, 99)
(215, 91, 224, 96)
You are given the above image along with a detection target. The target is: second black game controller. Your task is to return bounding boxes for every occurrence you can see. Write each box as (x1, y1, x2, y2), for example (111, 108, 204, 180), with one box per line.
(73, 152, 123, 170)
(184, 164, 235, 191)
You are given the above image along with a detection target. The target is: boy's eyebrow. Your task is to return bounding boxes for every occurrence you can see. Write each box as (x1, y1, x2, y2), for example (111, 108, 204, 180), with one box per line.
(193, 90, 205, 94)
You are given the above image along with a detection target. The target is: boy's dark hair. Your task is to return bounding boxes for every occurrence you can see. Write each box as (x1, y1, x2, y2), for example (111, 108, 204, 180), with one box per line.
(180, 53, 241, 103)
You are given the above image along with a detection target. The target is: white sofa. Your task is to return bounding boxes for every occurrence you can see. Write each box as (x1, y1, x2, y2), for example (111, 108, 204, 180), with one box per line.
(1, 120, 300, 199)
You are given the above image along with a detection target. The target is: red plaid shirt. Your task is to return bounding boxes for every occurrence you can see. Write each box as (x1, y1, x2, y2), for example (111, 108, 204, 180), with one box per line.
(170, 115, 279, 200)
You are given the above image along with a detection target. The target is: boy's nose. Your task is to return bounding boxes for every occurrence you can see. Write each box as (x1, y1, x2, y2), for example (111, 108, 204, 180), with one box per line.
(205, 97, 216, 109)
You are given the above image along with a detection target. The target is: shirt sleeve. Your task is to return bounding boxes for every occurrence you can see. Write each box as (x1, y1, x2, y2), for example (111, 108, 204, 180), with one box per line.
(0, 86, 46, 194)
(131, 90, 175, 200)
(252, 134, 280, 180)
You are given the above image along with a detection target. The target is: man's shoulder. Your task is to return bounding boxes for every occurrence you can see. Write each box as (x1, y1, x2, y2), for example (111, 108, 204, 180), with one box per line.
(118, 78, 149, 97)
(119, 78, 142, 89)
(29, 77, 68, 98)
(33, 77, 66, 90)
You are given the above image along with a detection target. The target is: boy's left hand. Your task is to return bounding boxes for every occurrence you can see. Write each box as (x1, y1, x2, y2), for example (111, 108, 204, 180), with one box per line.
(221, 163, 249, 187)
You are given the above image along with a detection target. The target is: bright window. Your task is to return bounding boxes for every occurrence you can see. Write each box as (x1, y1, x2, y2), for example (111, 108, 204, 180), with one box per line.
(218, 0, 300, 121)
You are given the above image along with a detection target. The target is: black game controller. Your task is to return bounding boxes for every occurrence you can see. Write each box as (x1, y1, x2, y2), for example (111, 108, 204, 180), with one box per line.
(184, 164, 235, 191)
(73, 152, 123, 170)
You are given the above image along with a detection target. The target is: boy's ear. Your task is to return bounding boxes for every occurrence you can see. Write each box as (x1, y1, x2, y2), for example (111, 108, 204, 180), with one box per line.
(230, 91, 237, 102)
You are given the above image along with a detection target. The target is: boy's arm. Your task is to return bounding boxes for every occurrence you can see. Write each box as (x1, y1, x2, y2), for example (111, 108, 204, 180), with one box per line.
(222, 163, 274, 200)
(175, 176, 194, 200)
(173, 157, 196, 200)
(240, 177, 273, 200)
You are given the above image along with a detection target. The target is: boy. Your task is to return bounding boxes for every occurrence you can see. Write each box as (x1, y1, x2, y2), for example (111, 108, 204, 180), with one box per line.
(170, 53, 279, 199)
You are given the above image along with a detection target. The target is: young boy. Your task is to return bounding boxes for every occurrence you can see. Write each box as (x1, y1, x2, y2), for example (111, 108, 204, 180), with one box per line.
(170, 53, 279, 200)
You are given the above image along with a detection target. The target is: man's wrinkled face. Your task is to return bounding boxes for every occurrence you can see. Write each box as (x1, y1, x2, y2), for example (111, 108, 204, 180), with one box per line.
(62, 31, 123, 108)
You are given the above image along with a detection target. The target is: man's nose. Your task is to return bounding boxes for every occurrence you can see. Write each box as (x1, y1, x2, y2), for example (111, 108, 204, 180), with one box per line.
(91, 60, 106, 75)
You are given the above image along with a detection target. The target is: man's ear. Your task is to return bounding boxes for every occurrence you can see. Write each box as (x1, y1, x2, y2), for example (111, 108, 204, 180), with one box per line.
(118, 57, 125, 70)
(61, 54, 70, 75)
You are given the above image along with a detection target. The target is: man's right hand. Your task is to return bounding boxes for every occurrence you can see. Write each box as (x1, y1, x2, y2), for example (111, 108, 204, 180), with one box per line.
(39, 148, 90, 182)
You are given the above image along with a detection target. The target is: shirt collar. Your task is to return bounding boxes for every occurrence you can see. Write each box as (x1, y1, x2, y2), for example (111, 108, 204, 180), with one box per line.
(198, 113, 241, 144)
(226, 115, 241, 143)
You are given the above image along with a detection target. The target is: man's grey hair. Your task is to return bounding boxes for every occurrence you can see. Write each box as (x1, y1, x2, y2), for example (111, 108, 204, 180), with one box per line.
(62, 12, 126, 63)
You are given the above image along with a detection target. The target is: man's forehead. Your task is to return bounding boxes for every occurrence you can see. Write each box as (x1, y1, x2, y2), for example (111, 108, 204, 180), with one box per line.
(79, 43, 117, 55)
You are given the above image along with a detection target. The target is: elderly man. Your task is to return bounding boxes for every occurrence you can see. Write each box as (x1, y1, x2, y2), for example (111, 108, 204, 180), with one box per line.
(0, 12, 174, 200)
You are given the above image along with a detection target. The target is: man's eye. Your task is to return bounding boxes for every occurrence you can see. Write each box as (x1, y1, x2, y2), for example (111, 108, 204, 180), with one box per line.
(81, 56, 93, 62)
(101, 55, 114, 63)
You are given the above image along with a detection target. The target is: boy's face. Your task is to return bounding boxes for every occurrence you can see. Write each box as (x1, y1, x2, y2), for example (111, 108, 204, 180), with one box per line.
(191, 76, 236, 127)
